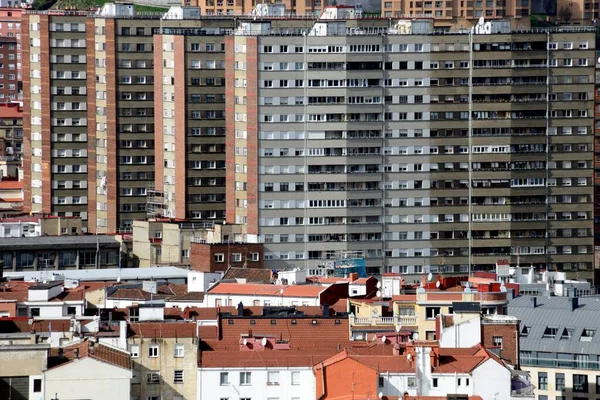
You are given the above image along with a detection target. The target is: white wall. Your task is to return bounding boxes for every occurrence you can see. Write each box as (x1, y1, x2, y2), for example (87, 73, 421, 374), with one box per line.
(349, 283, 367, 297)
(471, 358, 512, 400)
(43, 356, 132, 400)
(188, 271, 222, 292)
(105, 298, 164, 309)
(23, 301, 84, 318)
(383, 373, 474, 398)
(382, 276, 402, 298)
(198, 367, 315, 400)
(439, 315, 482, 349)
(203, 294, 319, 307)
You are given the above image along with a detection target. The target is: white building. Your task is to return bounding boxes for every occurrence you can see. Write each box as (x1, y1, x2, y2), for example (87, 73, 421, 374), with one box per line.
(198, 367, 315, 400)
(21, 281, 85, 318)
(43, 340, 132, 400)
(204, 282, 344, 307)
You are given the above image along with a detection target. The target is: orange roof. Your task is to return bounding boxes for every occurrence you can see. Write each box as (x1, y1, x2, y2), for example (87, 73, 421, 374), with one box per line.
(0, 180, 22, 190)
(207, 282, 326, 298)
(315, 349, 414, 373)
(0, 104, 23, 119)
(48, 340, 130, 370)
(128, 322, 196, 338)
(0, 197, 22, 202)
(434, 344, 498, 373)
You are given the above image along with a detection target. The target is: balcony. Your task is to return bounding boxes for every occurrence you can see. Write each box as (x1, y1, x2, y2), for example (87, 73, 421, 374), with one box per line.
(350, 315, 418, 327)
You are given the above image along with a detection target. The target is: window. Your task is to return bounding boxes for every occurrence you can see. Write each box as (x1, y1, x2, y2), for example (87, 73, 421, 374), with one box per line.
(146, 372, 160, 384)
(174, 370, 184, 384)
(538, 372, 548, 390)
(291, 371, 300, 385)
(220, 372, 229, 385)
(573, 374, 588, 392)
(148, 344, 159, 357)
(33, 379, 42, 393)
(425, 307, 441, 319)
(129, 344, 139, 358)
(543, 327, 558, 339)
(214, 253, 224, 262)
(174, 343, 184, 358)
(556, 373, 565, 391)
(240, 371, 251, 385)
(492, 336, 503, 349)
(561, 327, 574, 340)
(432, 378, 438, 388)
(581, 329, 595, 341)
(378, 376, 384, 387)
(267, 371, 279, 385)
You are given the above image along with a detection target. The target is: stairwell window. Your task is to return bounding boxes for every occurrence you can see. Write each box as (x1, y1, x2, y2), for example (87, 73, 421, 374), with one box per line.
(148, 344, 159, 357)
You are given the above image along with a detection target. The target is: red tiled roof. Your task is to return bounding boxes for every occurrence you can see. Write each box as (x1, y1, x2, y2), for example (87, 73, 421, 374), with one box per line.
(207, 282, 326, 297)
(0, 180, 22, 190)
(434, 344, 495, 373)
(48, 340, 131, 370)
(128, 322, 196, 338)
(306, 276, 350, 284)
(198, 325, 218, 339)
(222, 267, 272, 284)
(168, 292, 205, 302)
(391, 294, 416, 302)
(315, 350, 414, 373)
(201, 350, 332, 368)
(0, 104, 22, 119)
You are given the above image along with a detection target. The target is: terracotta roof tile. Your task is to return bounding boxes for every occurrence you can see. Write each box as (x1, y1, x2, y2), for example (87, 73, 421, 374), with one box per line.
(48, 340, 131, 370)
(128, 322, 196, 338)
(222, 267, 272, 284)
(168, 292, 205, 302)
(198, 325, 218, 339)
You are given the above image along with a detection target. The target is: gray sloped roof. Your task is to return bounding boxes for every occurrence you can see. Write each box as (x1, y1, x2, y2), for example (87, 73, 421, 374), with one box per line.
(508, 295, 600, 355)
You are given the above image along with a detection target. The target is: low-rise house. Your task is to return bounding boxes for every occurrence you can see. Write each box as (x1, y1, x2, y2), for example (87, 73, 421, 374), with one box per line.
(44, 340, 132, 400)
(204, 281, 349, 307)
(128, 321, 198, 400)
(0, 280, 85, 319)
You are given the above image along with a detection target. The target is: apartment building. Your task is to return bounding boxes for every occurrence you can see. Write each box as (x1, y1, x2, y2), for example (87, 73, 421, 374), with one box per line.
(0, 7, 22, 102)
(509, 295, 600, 400)
(381, 0, 530, 27)
(183, 0, 329, 17)
(22, 7, 235, 232)
(228, 15, 596, 279)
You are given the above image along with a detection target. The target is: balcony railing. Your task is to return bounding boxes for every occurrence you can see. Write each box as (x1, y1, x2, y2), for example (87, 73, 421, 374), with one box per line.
(351, 315, 417, 326)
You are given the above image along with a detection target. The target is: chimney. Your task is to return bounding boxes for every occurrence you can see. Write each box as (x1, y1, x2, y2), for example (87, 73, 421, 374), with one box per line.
(322, 303, 330, 317)
(530, 297, 537, 308)
(569, 296, 578, 311)
(349, 273, 358, 282)
(237, 302, 244, 316)
(74, 348, 79, 359)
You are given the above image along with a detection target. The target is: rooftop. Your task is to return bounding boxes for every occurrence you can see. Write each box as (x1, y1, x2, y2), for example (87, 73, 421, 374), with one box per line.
(128, 322, 197, 338)
(0, 180, 22, 190)
(0, 235, 120, 250)
(48, 340, 131, 370)
(221, 267, 272, 284)
(508, 295, 600, 355)
(4, 266, 190, 282)
(207, 282, 328, 298)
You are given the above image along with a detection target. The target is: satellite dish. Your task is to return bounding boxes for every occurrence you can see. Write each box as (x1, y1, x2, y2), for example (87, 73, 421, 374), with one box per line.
(376, 290, 381, 298)
(597, 56, 600, 64)
(413, 333, 419, 340)
(379, 392, 383, 399)
(279, 288, 284, 295)
(427, 272, 433, 281)
(500, 284, 507, 292)
(407, 353, 412, 361)
(243, 339, 248, 346)
(261, 337, 268, 347)
(436, 281, 441, 288)
(376, 281, 382, 288)
(381, 335, 387, 343)
(395, 325, 402, 333)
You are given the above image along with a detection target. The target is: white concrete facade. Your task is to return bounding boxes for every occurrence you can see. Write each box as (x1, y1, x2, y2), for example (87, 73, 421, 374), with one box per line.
(198, 367, 315, 400)
(43, 356, 132, 400)
(203, 293, 321, 307)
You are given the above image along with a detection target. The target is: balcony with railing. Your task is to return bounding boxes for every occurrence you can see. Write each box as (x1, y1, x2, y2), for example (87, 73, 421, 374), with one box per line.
(350, 314, 418, 327)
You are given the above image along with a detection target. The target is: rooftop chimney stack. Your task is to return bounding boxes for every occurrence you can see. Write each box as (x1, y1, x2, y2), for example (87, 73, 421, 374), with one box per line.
(74, 348, 79, 359)
(530, 297, 537, 308)
(237, 302, 244, 317)
(569, 296, 578, 311)
(322, 303, 330, 317)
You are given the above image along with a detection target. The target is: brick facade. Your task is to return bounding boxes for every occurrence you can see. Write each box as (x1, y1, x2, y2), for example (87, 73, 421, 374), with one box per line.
(481, 320, 519, 367)
(189, 242, 264, 272)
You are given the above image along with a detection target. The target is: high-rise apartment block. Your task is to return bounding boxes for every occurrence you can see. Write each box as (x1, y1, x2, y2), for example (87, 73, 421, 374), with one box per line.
(22, 7, 596, 279)
(381, 0, 530, 27)
(0, 7, 22, 102)
(226, 14, 595, 278)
